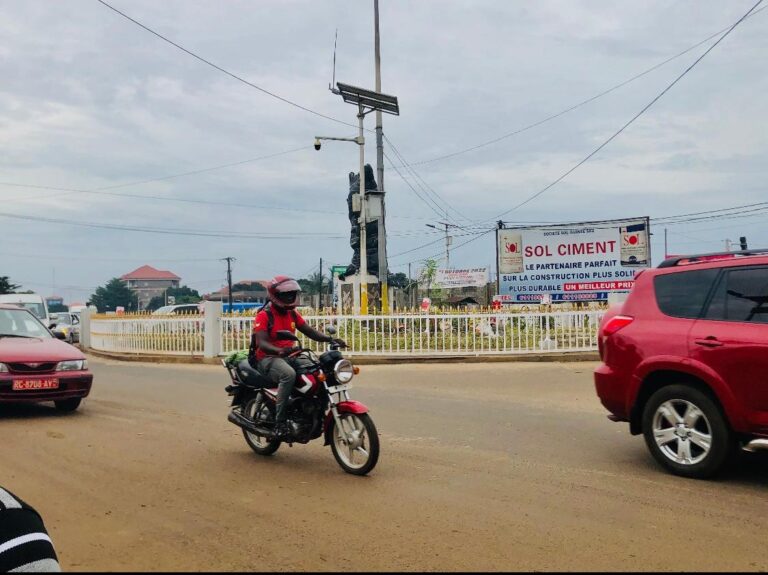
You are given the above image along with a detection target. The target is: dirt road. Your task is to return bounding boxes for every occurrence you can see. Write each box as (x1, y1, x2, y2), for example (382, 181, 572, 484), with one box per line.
(1, 358, 766, 571)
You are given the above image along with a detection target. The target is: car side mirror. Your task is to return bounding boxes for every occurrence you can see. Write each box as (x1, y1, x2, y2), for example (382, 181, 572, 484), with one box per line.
(49, 323, 57, 329)
(52, 330, 67, 340)
(325, 325, 337, 336)
(275, 330, 300, 342)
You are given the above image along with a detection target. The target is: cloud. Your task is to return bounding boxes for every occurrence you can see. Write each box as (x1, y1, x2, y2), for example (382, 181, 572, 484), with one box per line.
(0, 0, 766, 302)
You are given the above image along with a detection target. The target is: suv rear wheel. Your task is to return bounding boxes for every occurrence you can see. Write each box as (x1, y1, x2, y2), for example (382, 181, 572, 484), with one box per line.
(642, 384, 732, 479)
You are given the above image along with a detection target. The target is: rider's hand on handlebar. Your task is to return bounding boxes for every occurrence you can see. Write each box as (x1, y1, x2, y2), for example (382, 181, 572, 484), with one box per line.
(331, 338, 348, 349)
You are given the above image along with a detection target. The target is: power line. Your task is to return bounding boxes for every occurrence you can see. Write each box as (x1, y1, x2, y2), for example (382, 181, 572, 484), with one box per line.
(482, 0, 765, 227)
(0, 209, 446, 240)
(383, 135, 474, 227)
(400, 4, 767, 168)
(95, 0, 357, 130)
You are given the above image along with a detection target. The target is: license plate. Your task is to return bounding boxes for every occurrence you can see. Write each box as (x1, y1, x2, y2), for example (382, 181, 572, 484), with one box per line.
(12, 379, 60, 391)
(327, 383, 351, 394)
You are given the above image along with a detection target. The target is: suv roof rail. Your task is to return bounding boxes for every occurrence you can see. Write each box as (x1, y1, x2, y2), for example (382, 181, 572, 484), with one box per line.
(658, 248, 768, 268)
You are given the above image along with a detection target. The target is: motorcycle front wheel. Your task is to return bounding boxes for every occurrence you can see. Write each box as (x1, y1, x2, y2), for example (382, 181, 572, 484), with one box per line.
(242, 396, 281, 456)
(330, 413, 379, 475)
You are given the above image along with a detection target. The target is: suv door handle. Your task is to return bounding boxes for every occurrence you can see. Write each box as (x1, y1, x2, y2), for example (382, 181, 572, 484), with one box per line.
(694, 337, 724, 348)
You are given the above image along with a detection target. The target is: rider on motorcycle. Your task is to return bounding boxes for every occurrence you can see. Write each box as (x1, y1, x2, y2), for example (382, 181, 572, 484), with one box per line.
(253, 276, 346, 439)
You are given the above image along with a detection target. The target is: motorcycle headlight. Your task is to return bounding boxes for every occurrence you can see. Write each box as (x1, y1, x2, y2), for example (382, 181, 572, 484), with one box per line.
(0, 363, 8, 373)
(333, 359, 355, 384)
(56, 360, 87, 371)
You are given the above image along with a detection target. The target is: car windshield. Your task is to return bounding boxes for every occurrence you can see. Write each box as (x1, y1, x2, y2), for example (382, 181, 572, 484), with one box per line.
(153, 306, 174, 314)
(53, 315, 73, 326)
(0, 308, 51, 339)
(18, 302, 46, 319)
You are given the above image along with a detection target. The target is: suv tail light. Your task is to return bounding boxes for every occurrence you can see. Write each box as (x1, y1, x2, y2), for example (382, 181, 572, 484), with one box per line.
(602, 315, 634, 336)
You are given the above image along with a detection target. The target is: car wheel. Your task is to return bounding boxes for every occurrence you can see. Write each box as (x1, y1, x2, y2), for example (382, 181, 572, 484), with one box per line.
(642, 384, 732, 479)
(54, 398, 82, 413)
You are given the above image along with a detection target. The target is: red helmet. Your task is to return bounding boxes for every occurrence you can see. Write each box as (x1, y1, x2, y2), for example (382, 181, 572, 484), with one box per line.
(266, 275, 302, 310)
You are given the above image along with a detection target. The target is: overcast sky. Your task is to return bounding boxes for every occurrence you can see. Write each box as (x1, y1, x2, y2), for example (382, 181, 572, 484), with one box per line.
(1, 0, 766, 303)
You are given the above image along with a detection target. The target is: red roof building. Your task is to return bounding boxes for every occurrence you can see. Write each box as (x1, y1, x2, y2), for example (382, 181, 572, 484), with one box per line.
(120, 265, 181, 310)
(120, 265, 181, 281)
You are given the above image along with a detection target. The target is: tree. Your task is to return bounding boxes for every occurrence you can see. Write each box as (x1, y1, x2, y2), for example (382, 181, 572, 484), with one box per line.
(0, 276, 19, 295)
(298, 272, 329, 296)
(419, 258, 440, 299)
(145, 285, 201, 312)
(387, 272, 409, 290)
(88, 278, 138, 312)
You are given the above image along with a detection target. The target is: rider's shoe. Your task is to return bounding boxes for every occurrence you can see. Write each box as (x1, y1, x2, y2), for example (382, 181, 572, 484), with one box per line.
(274, 421, 291, 441)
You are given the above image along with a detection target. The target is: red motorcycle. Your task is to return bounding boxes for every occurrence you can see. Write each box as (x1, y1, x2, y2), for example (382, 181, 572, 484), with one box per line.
(224, 329, 379, 475)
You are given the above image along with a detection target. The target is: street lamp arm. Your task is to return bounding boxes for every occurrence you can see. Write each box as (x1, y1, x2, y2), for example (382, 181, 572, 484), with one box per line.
(316, 135, 364, 145)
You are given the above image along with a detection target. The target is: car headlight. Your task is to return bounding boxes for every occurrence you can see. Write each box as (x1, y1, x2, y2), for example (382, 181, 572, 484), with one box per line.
(0, 363, 8, 373)
(56, 360, 87, 371)
(333, 359, 355, 384)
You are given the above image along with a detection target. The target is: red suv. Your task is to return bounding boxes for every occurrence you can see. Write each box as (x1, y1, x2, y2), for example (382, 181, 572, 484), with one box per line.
(595, 250, 768, 478)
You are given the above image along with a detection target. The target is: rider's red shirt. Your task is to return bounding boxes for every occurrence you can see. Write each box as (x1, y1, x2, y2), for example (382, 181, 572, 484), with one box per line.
(253, 308, 306, 360)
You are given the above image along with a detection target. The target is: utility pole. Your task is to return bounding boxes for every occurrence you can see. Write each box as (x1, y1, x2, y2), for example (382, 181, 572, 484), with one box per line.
(318, 257, 323, 310)
(725, 238, 732, 252)
(426, 221, 458, 268)
(408, 262, 413, 308)
(374, 0, 389, 313)
(664, 228, 668, 259)
(222, 257, 235, 314)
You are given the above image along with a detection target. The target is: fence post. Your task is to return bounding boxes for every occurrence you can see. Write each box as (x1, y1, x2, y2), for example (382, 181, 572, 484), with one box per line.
(80, 308, 92, 350)
(204, 301, 222, 358)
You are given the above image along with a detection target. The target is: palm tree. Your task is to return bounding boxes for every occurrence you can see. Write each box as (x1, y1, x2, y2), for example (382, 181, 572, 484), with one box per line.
(419, 258, 439, 299)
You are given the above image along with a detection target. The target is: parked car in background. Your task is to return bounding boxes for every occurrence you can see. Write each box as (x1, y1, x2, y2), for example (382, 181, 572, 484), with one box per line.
(0, 304, 92, 412)
(49, 312, 80, 344)
(0, 293, 50, 328)
(152, 303, 203, 315)
(594, 249, 768, 478)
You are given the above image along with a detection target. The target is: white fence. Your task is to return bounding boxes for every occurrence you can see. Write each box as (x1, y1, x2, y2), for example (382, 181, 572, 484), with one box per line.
(221, 311, 603, 356)
(88, 310, 604, 358)
(90, 316, 205, 356)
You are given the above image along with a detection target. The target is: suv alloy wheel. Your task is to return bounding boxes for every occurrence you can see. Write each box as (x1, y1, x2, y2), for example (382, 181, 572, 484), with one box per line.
(642, 384, 732, 479)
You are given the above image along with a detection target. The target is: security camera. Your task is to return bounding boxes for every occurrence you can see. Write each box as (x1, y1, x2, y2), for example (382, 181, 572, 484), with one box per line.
(314, 138, 321, 151)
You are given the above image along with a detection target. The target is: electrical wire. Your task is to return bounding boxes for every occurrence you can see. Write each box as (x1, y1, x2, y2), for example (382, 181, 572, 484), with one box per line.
(95, 0, 357, 130)
(480, 0, 765, 228)
(400, 4, 767, 168)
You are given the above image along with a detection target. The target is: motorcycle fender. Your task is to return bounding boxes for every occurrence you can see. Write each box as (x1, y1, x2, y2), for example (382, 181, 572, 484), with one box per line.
(323, 401, 369, 446)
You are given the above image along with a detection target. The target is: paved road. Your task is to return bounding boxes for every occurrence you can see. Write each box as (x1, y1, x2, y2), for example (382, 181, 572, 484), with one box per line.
(1, 358, 766, 571)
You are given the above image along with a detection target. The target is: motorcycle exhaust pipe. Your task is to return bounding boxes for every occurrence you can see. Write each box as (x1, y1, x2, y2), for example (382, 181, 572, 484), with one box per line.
(743, 438, 768, 452)
(227, 410, 275, 438)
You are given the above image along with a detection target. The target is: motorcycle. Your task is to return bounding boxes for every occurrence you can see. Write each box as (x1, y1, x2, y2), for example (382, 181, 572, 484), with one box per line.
(223, 327, 379, 475)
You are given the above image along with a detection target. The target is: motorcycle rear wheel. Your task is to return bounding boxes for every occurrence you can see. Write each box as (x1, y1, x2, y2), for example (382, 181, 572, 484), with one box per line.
(242, 396, 281, 456)
(330, 413, 379, 475)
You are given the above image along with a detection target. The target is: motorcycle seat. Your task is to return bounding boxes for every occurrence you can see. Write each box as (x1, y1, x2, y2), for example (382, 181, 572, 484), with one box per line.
(237, 359, 272, 388)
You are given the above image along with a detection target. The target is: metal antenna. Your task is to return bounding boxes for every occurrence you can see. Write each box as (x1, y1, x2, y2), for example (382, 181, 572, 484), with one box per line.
(330, 28, 338, 92)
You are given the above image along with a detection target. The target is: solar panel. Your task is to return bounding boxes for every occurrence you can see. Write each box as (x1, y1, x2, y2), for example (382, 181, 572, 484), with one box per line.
(336, 82, 399, 115)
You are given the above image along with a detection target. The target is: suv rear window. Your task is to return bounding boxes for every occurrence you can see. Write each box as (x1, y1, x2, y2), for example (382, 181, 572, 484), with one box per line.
(654, 269, 719, 318)
(704, 266, 768, 324)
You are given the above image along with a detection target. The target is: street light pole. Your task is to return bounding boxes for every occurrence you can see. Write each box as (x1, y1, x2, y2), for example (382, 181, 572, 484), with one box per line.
(374, 0, 388, 313)
(358, 105, 369, 315)
(318, 81, 398, 316)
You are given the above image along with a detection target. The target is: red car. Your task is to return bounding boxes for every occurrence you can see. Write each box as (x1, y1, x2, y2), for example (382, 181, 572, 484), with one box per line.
(0, 304, 92, 412)
(595, 249, 768, 478)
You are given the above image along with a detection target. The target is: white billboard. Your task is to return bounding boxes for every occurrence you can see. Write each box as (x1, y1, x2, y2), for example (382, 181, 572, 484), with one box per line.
(497, 217, 650, 303)
(434, 268, 489, 289)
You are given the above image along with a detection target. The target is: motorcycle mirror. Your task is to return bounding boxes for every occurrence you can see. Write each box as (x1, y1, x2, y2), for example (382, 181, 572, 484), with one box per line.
(275, 330, 300, 341)
(325, 325, 337, 336)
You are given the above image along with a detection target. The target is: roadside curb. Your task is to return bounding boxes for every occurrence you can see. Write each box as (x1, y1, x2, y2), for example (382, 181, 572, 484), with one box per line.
(82, 348, 599, 365)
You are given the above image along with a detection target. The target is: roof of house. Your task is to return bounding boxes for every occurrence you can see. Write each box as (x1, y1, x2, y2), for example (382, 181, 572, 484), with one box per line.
(120, 265, 181, 281)
(204, 280, 268, 299)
